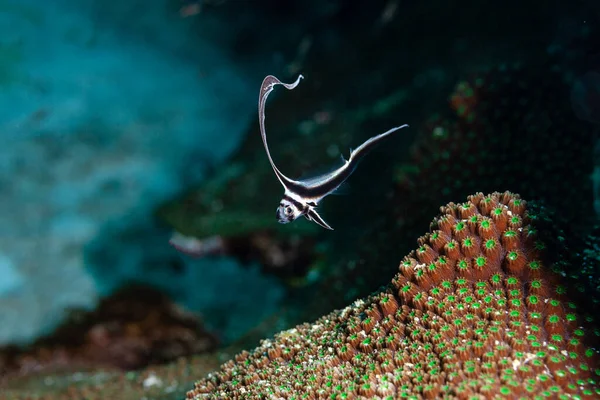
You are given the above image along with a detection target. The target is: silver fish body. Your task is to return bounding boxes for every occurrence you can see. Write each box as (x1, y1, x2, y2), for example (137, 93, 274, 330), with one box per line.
(259, 74, 408, 230)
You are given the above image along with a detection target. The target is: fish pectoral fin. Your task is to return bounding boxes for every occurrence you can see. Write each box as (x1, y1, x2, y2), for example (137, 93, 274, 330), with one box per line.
(306, 208, 334, 230)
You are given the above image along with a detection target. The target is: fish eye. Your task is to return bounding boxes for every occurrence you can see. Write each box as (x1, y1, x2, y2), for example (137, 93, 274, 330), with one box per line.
(286, 206, 293, 215)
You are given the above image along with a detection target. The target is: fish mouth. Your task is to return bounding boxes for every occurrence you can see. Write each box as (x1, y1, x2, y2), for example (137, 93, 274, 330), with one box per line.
(276, 211, 291, 224)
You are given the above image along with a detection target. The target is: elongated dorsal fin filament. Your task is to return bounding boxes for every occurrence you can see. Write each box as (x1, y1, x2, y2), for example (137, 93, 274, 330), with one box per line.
(258, 75, 304, 188)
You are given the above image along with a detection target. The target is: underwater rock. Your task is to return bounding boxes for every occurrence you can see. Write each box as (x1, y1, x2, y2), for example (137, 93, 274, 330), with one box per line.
(159, 5, 600, 298)
(407, 61, 597, 231)
(1, 191, 598, 399)
(0, 284, 217, 378)
(84, 217, 286, 345)
(0, 0, 256, 345)
(318, 57, 600, 315)
(169, 231, 318, 280)
(189, 191, 600, 398)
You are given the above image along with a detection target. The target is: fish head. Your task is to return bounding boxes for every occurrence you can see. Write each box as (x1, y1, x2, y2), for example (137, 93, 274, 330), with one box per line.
(276, 198, 304, 224)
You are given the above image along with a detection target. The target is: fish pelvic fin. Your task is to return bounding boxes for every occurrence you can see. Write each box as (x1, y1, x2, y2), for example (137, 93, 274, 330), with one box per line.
(305, 207, 334, 230)
(258, 74, 304, 189)
(349, 124, 409, 163)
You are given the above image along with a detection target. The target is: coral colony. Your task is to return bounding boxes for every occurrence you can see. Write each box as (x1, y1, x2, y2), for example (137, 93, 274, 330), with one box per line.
(189, 192, 600, 398)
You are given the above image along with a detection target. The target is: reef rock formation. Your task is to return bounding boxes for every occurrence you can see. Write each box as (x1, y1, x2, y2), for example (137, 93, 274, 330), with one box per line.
(327, 56, 600, 317)
(0, 285, 217, 380)
(189, 191, 600, 399)
(1, 191, 598, 399)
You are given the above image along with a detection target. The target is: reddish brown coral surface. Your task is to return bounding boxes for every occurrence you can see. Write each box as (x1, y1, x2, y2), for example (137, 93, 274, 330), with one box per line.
(189, 192, 599, 399)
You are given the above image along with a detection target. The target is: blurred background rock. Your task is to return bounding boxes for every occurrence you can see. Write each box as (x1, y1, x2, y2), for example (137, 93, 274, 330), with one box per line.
(0, 0, 283, 347)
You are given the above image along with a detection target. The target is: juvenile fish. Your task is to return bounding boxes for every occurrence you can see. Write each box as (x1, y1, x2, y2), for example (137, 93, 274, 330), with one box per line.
(259, 74, 408, 230)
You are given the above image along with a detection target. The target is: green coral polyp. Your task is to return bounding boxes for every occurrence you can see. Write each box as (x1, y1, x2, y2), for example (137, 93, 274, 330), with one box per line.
(530, 280, 542, 289)
(504, 230, 517, 237)
(551, 334, 564, 342)
(475, 256, 486, 267)
(528, 260, 541, 270)
(484, 238, 497, 249)
(585, 349, 595, 358)
(509, 310, 521, 319)
(548, 315, 560, 324)
(549, 299, 560, 307)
